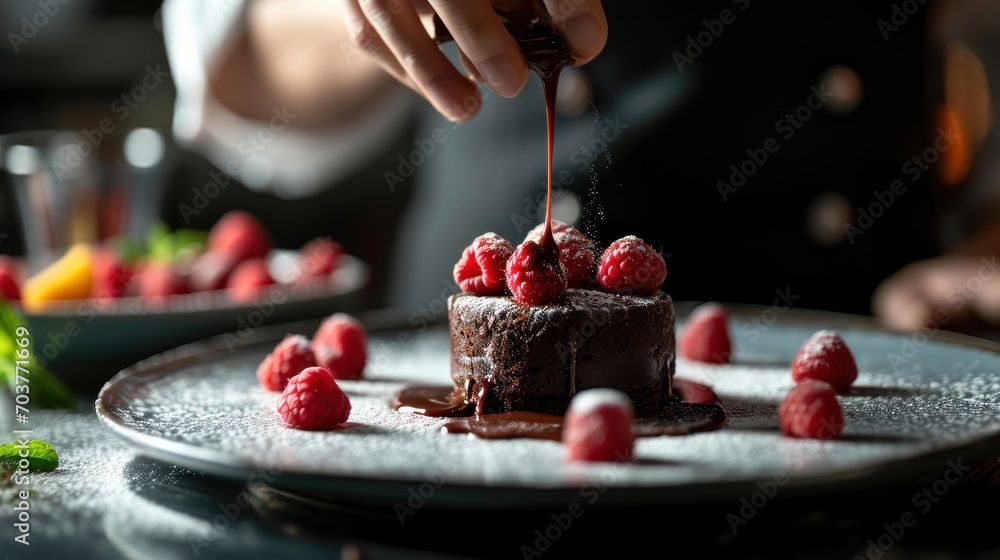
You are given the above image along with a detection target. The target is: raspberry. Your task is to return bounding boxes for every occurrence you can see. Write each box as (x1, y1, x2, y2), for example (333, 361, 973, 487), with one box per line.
(296, 236, 344, 281)
(312, 313, 367, 380)
(597, 236, 666, 295)
(453, 233, 514, 294)
(678, 303, 733, 364)
(791, 330, 857, 391)
(778, 380, 845, 439)
(226, 258, 277, 303)
(134, 262, 189, 303)
(0, 257, 21, 302)
(563, 389, 635, 463)
(92, 248, 133, 300)
(525, 221, 598, 289)
(188, 250, 239, 292)
(207, 210, 273, 264)
(505, 240, 567, 305)
(276, 366, 352, 430)
(257, 334, 318, 391)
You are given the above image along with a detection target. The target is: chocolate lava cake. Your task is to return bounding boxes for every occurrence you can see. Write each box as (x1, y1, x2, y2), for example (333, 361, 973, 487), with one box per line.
(448, 288, 676, 415)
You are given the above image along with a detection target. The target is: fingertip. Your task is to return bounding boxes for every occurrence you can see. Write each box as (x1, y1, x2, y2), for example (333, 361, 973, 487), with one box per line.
(425, 75, 481, 122)
(478, 53, 529, 98)
(559, 13, 607, 63)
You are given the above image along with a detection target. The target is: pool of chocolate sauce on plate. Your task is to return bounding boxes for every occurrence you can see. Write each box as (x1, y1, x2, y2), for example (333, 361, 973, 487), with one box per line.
(393, 380, 728, 441)
(408, 4, 727, 440)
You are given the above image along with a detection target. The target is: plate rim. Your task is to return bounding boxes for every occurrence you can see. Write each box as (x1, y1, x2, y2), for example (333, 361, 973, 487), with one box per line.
(94, 303, 1000, 509)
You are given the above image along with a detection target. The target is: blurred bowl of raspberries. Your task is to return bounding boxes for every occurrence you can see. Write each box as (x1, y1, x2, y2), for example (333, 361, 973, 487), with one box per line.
(0, 209, 369, 389)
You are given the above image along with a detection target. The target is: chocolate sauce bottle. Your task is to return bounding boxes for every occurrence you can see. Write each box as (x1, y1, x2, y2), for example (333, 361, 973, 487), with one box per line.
(433, 0, 574, 250)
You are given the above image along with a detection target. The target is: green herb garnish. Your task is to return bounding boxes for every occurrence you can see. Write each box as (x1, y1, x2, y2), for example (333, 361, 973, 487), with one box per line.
(0, 298, 75, 409)
(147, 221, 207, 263)
(0, 440, 58, 472)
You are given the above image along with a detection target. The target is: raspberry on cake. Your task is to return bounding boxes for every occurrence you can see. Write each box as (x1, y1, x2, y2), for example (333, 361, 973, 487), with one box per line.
(453, 232, 514, 294)
(564, 388, 635, 463)
(505, 239, 568, 305)
(445, 226, 676, 416)
(525, 221, 598, 289)
(597, 236, 666, 296)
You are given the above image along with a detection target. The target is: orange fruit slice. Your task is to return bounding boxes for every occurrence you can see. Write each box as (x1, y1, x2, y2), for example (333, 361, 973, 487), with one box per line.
(21, 243, 94, 311)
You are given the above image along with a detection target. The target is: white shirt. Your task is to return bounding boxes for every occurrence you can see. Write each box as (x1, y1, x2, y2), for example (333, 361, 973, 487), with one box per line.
(159, 0, 414, 200)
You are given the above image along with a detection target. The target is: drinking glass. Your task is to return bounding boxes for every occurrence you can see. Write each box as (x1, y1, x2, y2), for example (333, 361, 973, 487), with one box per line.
(0, 127, 173, 273)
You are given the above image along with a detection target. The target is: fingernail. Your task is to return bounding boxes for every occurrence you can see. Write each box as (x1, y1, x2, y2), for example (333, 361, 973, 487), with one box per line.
(425, 76, 480, 121)
(561, 14, 604, 61)
(478, 53, 524, 98)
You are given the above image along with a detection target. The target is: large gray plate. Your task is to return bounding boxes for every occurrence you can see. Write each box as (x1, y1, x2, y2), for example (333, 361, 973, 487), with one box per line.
(95, 304, 1000, 511)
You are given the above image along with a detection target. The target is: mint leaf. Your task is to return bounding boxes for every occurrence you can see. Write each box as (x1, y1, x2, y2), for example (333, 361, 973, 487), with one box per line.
(108, 235, 147, 263)
(0, 440, 58, 472)
(0, 300, 75, 409)
(147, 221, 175, 263)
(0, 296, 17, 357)
(145, 222, 207, 263)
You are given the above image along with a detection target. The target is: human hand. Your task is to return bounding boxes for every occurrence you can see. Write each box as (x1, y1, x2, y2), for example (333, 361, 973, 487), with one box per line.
(872, 254, 1000, 333)
(341, 0, 608, 122)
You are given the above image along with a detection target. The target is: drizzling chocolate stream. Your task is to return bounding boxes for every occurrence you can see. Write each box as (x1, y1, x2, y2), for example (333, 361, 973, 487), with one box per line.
(410, 5, 728, 440)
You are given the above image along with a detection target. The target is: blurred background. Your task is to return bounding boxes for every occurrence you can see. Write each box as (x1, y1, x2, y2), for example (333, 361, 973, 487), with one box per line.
(0, 0, 996, 320)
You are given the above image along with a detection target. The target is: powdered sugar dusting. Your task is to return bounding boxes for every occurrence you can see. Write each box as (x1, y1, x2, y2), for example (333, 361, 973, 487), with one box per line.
(568, 388, 635, 415)
(798, 331, 843, 357)
(289, 334, 312, 352)
(96, 316, 1000, 501)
